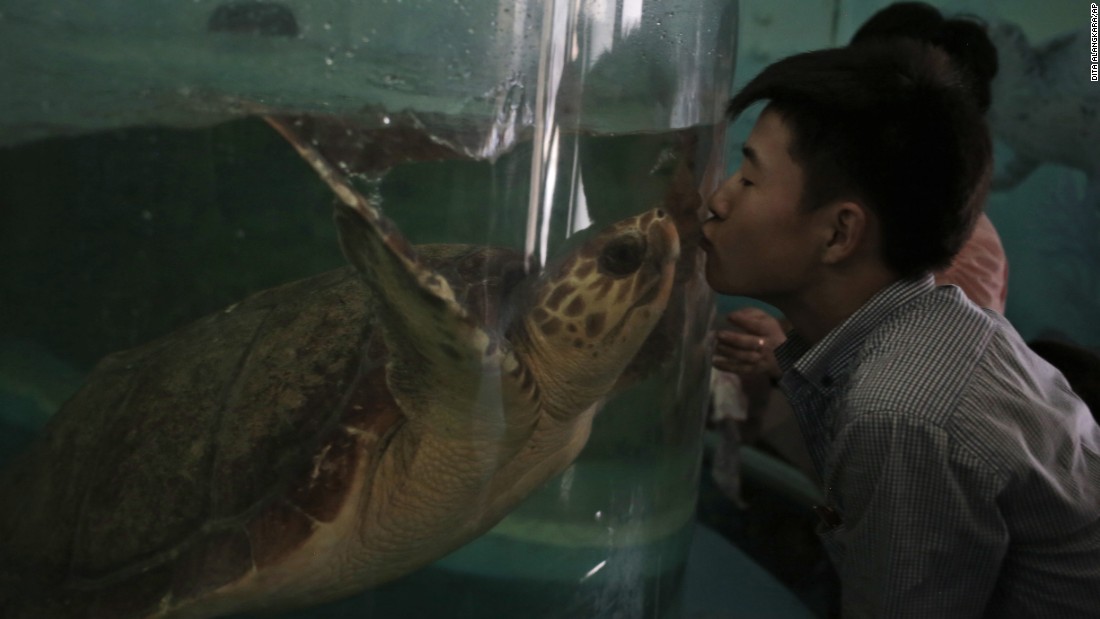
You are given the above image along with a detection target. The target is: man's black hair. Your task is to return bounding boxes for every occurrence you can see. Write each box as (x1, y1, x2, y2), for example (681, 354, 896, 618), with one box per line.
(726, 41, 992, 278)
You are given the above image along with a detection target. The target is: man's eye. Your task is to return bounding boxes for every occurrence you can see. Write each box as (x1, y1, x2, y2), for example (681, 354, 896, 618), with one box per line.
(740, 178, 753, 187)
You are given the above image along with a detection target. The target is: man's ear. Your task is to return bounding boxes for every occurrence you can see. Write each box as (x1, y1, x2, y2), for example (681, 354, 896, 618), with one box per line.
(820, 200, 870, 264)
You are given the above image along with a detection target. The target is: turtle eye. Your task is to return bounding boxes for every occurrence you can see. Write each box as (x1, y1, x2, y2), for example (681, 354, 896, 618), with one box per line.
(598, 233, 646, 277)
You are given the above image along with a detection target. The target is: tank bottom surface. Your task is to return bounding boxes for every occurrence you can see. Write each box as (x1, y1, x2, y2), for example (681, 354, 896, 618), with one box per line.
(234, 524, 693, 619)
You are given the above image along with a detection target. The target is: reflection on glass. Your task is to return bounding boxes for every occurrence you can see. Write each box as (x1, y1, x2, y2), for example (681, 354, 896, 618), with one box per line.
(0, 1, 738, 618)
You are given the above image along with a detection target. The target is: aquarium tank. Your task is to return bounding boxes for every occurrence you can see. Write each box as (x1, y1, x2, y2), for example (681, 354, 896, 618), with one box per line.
(0, 1, 738, 618)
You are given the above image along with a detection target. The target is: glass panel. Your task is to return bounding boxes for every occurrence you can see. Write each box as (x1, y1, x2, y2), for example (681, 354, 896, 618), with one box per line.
(0, 1, 738, 618)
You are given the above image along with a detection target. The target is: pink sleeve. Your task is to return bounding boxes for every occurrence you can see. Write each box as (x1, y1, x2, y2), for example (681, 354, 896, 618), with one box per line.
(934, 213, 1009, 313)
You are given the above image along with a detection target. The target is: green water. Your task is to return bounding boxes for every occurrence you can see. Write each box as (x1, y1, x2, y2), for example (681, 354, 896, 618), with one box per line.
(248, 455, 700, 618)
(0, 118, 714, 617)
(262, 524, 696, 619)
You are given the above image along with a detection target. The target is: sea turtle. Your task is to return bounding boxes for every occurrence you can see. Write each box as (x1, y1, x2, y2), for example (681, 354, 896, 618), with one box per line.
(0, 118, 680, 619)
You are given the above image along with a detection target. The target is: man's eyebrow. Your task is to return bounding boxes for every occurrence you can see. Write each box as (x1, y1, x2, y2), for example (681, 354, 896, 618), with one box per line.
(741, 144, 763, 170)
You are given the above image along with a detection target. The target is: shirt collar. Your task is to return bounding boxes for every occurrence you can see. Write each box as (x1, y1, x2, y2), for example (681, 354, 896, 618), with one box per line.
(775, 274, 936, 393)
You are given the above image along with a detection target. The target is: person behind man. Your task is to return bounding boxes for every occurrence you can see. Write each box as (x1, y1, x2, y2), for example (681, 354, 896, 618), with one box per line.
(701, 38, 1100, 618)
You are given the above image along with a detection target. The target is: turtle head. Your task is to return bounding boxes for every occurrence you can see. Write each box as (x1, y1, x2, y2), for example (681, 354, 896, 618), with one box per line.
(514, 208, 680, 419)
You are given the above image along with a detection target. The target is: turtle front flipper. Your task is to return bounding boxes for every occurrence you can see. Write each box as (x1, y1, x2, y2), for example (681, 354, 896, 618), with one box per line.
(265, 116, 540, 450)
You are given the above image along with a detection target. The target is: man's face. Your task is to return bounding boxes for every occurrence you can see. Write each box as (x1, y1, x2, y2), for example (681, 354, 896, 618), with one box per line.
(701, 109, 825, 301)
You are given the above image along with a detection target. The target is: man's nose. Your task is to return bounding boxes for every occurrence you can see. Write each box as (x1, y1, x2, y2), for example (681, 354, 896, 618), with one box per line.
(706, 190, 730, 220)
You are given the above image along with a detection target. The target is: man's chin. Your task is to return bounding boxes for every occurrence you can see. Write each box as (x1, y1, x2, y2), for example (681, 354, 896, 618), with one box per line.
(707, 277, 764, 300)
(703, 265, 742, 296)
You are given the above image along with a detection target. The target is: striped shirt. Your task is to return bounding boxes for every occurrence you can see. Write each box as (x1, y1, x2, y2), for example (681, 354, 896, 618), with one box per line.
(775, 275, 1100, 618)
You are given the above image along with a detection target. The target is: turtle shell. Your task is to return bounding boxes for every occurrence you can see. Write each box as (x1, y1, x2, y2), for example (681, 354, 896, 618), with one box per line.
(0, 246, 526, 618)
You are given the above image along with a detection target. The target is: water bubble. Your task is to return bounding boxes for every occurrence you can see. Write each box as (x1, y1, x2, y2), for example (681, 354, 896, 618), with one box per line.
(325, 56, 334, 66)
(323, 22, 332, 30)
(381, 115, 391, 125)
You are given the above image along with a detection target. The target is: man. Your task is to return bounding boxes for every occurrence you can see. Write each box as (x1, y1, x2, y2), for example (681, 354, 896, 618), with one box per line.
(702, 41, 1100, 617)
(715, 2, 1007, 383)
